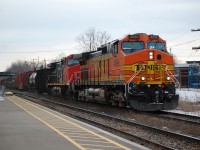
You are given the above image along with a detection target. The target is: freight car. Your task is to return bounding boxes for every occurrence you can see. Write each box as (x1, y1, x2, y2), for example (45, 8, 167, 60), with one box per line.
(13, 71, 33, 90)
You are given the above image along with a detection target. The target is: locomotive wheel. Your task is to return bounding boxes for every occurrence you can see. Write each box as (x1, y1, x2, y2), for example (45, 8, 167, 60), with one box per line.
(119, 101, 126, 107)
(112, 100, 119, 106)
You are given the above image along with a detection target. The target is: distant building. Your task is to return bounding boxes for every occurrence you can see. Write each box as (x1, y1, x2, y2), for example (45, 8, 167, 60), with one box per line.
(175, 61, 200, 88)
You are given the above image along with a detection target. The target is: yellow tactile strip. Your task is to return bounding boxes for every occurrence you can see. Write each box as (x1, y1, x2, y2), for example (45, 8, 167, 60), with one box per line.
(7, 96, 131, 150)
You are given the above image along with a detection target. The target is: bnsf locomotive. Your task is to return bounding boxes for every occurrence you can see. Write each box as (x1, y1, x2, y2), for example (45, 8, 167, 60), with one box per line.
(8, 33, 179, 111)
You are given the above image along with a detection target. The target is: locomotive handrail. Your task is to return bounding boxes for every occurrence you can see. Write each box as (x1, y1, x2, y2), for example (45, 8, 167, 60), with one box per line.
(125, 66, 144, 96)
(165, 65, 180, 88)
(69, 71, 81, 84)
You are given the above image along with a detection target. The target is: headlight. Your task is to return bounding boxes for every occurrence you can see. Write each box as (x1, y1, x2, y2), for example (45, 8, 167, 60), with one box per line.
(149, 52, 154, 59)
(141, 77, 145, 81)
(166, 76, 170, 81)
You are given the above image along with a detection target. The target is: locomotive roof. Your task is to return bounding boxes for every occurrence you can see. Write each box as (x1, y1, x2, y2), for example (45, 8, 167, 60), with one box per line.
(73, 51, 92, 60)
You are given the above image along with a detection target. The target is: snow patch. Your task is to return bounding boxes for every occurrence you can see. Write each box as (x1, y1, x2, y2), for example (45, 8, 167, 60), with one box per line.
(176, 88, 200, 102)
(168, 88, 200, 116)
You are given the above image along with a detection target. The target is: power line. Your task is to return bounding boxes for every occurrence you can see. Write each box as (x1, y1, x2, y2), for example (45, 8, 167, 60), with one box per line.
(167, 31, 190, 42)
(172, 48, 195, 50)
(186, 50, 200, 60)
(0, 49, 73, 54)
(169, 39, 200, 47)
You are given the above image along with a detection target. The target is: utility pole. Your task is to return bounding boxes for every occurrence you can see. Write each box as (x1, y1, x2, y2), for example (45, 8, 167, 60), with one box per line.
(38, 56, 39, 66)
(191, 28, 200, 32)
(43, 58, 47, 68)
(191, 28, 200, 50)
(31, 59, 37, 68)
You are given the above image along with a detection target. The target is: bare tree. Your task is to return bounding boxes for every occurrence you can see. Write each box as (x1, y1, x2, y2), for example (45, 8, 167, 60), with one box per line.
(49, 52, 66, 63)
(6, 60, 34, 74)
(76, 27, 111, 52)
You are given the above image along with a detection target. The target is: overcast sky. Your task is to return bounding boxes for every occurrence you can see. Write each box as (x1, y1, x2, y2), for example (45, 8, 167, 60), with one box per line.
(0, 0, 200, 71)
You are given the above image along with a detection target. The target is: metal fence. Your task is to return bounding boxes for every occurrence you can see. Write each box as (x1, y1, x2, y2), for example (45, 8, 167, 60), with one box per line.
(175, 74, 200, 88)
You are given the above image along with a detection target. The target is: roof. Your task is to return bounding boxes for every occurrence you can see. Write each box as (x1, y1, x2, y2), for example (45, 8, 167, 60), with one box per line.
(175, 63, 199, 68)
(186, 61, 200, 64)
(0, 72, 15, 76)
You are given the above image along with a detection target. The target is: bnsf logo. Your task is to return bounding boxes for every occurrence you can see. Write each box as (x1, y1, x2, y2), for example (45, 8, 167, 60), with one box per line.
(135, 64, 165, 71)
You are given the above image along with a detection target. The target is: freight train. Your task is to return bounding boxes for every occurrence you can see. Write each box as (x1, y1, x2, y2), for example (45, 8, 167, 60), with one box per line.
(2, 33, 179, 111)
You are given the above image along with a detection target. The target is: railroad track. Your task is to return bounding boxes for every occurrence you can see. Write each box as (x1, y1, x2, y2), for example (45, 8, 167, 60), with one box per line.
(13, 92, 200, 150)
(159, 111, 200, 125)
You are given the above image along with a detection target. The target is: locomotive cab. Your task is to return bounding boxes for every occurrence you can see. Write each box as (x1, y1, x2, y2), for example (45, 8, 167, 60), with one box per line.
(60, 55, 80, 97)
(120, 34, 179, 111)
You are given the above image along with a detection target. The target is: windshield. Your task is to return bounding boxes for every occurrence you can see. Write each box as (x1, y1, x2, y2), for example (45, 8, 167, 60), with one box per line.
(122, 42, 144, 54)
(68, 59, 79, 66)
(147, 42, 166, 51)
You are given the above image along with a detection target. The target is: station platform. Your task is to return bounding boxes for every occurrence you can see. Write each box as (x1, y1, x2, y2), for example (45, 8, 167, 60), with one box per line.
(0, 95, 150, 150)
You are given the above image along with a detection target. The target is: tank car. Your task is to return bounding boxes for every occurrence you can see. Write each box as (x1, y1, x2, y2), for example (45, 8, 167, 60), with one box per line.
(29, 72, 37, 91)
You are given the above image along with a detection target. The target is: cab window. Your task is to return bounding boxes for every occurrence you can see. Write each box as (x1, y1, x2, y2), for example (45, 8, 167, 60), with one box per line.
(147, 42, 166, 51)
(122, 42, 144, 54)
(67, 59, 79, 66)
(114, 44, 118, 54)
